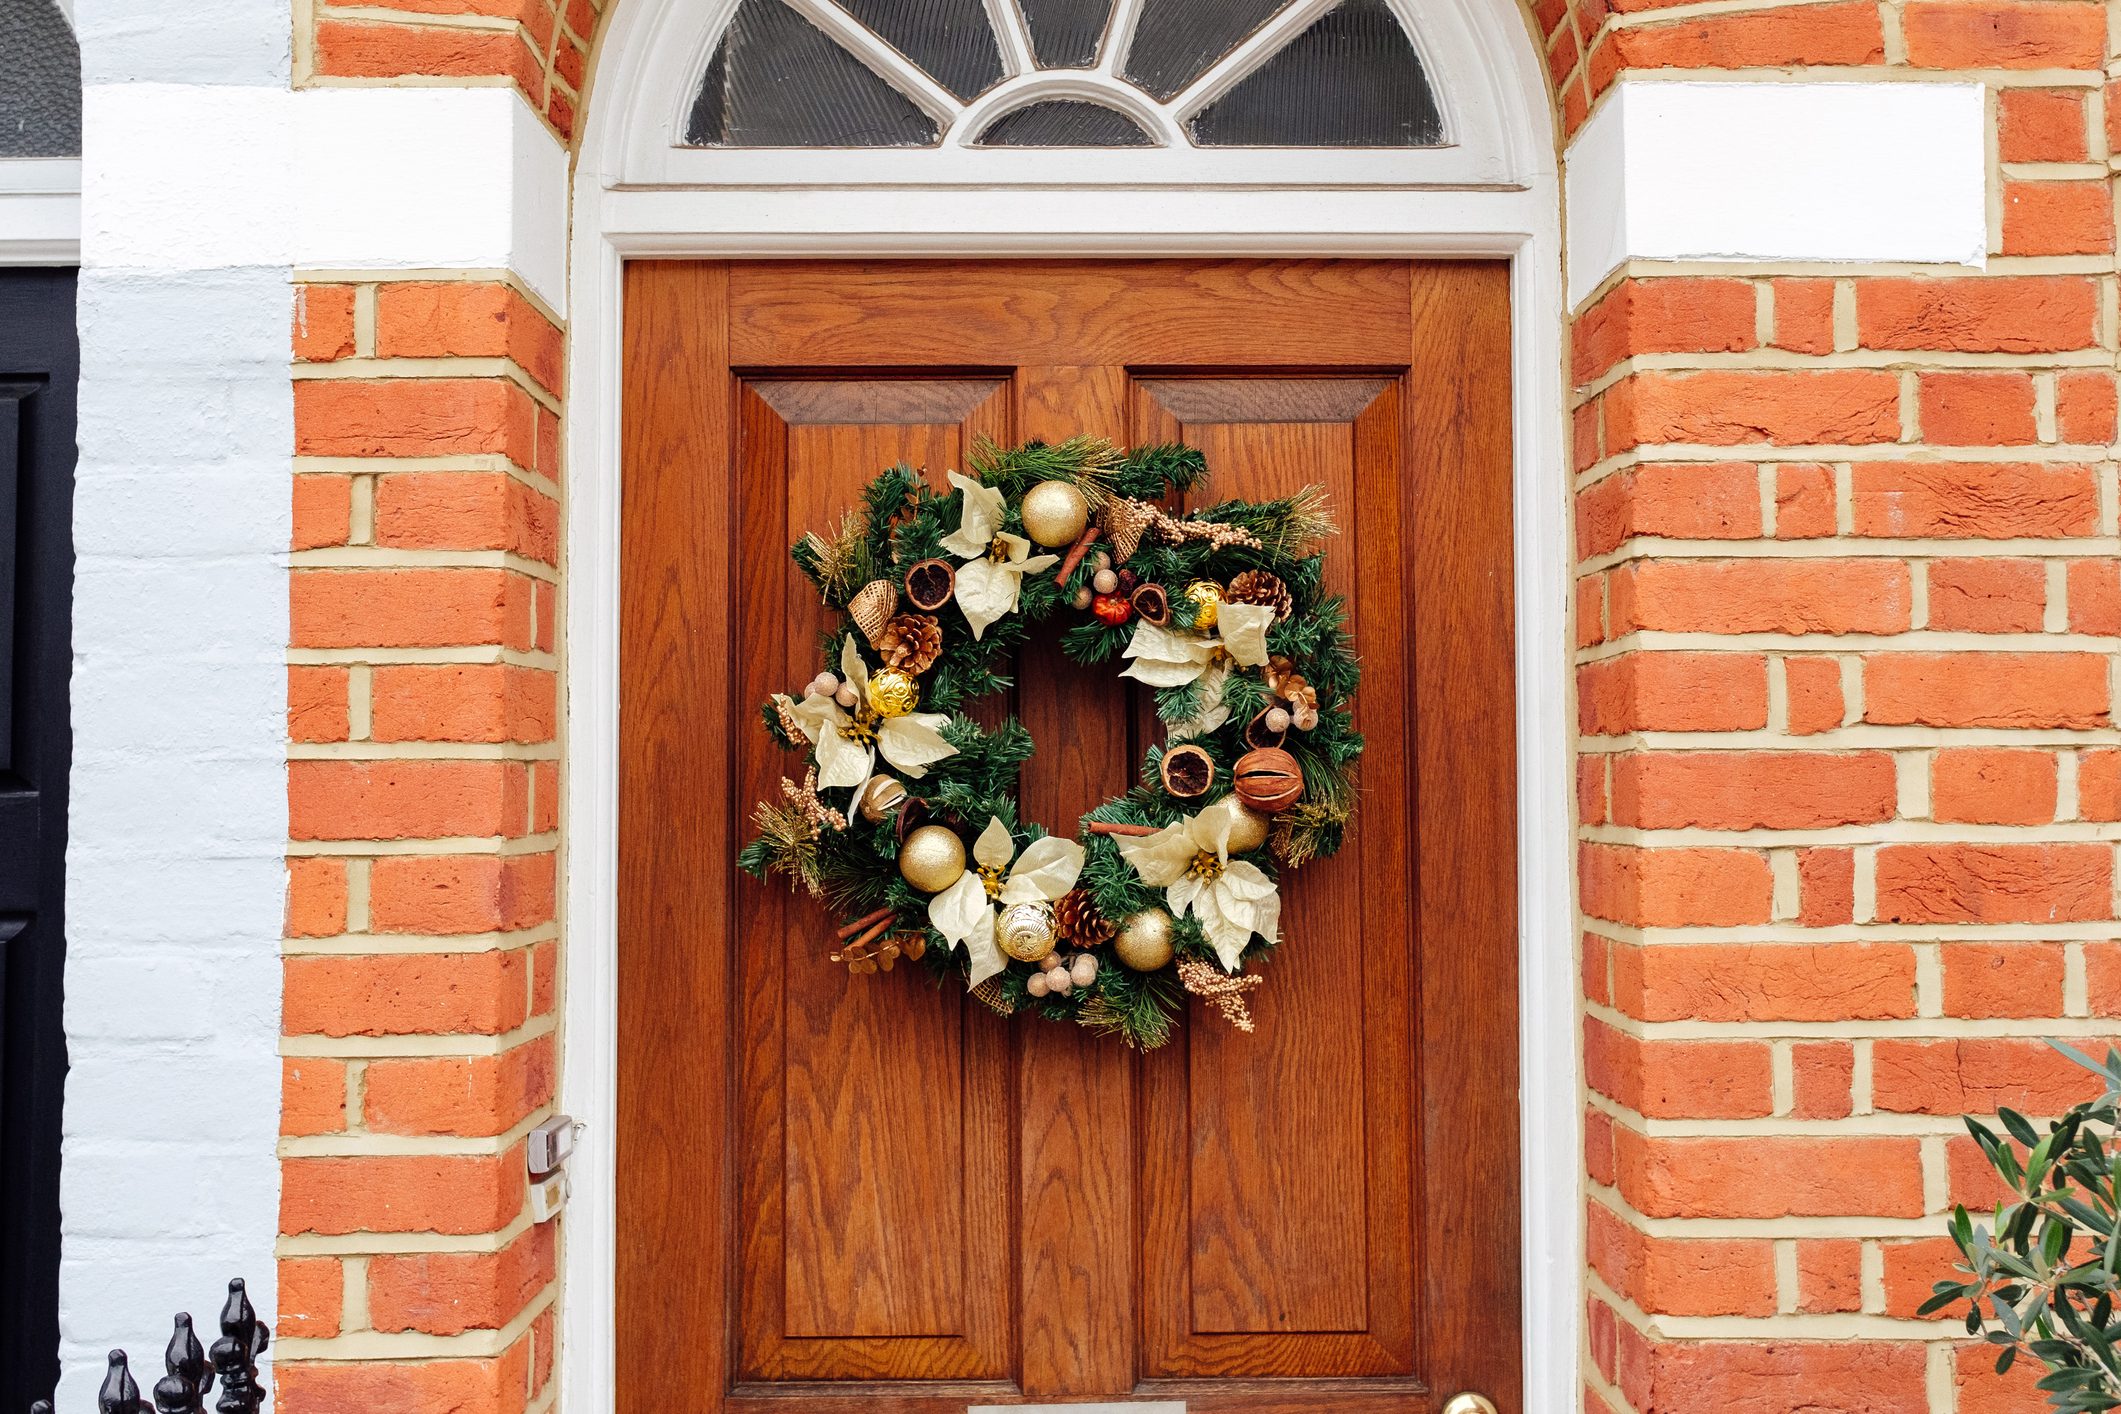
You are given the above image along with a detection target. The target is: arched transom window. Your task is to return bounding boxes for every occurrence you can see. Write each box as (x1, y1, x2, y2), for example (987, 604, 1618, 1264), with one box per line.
(684, 0, 1443, 150)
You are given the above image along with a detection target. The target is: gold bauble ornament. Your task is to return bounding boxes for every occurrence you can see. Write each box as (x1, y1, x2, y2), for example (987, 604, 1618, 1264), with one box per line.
(865, 668, 919, 719)
(998, 900, 1058, 962)
(1114, 908, 1176, 971)
(1221, 800, 1271, 855)
(1020, 480, 1091, 549)
(898, 825, 967, 893)
(858, 774, 908, 823)
(1182, 580, 1223, 629)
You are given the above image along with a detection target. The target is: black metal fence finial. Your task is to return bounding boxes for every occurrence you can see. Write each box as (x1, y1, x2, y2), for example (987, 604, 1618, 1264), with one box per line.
(96, 1351, 139, 1414)
(206, 1282, 265, 1414)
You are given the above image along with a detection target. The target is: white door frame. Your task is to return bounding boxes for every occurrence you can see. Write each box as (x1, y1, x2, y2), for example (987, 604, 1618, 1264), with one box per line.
(561, 2, 1578, 1410)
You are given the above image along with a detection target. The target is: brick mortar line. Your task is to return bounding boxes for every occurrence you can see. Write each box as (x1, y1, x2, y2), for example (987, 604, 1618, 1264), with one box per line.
(1582, 920, 2121, 944)
(293, 549, 561, 582)
(295, 459, 563, 505)
(284, 924, 559, 958)
(1578, 728, 2121, 750)
(1581, 822, 2121, 846)
(311, 5, 542, 53)
(1577, 351, 2121, 404)
(1576, 445, 2121, 483)
(1586, 1180, 1956, 1238)
(1576, 629, 2121, 658)
(287, 837, 561, 860)
(1575, 539, 2121, 573)
(1583, 1004, 2121, 1040)
(281, 1014, 558, 1059)
(1587, 1272, 1955, 1344)
(290, 647, 559, 669)
(288, 742, 562, 762)
(275, 1287, 554, 1363)
(280, 1104, 552, 1159)
(293, 357, 564, 414)
(277, 1207, 535, 1258)
(1583, 1090, 2065, 1140)
(1604, 255, 2117, 284)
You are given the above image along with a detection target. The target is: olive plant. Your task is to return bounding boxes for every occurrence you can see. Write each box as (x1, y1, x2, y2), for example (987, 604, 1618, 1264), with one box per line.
(1929, 1043, 2121, 1411)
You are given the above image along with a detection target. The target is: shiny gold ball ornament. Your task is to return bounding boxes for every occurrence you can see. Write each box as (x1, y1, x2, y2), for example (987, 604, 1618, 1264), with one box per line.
(1020, 480, 1091, 549)
(998, 900, 1058, 962)
(1181, 580, 1223, 630)
(1221, 800, 1271, 855)
(865, 668, 919, 719)
(898, 825, 967, 893)
(1114, 908, 1176, 972)
(858, 774, 908, 824)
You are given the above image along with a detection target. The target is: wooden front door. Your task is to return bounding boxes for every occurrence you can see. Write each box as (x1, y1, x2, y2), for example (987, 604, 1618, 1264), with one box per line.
(619, 259, 1519, 1412)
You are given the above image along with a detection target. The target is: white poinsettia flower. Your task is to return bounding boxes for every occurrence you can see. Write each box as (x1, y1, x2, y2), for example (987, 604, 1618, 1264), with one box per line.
(937, 471, 1058, 640)
(929, 816, 1085, 990)
(1115, 796, 1281, 972)
(777, 637, 955, 797)
(1119, 601, 1277, 738)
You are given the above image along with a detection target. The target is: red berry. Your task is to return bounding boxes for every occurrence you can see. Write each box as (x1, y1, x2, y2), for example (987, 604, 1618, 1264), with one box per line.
(1091, 593, 1134, 626)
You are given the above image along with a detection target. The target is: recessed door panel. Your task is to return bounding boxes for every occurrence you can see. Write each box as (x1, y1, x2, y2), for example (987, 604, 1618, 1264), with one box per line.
(734, 378, 1014, 1379)
(1134, 379, 1414, 1376)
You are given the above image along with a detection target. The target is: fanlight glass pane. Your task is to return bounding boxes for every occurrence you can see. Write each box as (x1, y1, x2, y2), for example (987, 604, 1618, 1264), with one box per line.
(825, 0, 1006, 101)
(1121, 0, 1291, 102)
(974, 99, 1153, 146)
(1189, 0, 1442, 148)
(685, 0, 941, 147)
(1018, 0, 1114, 67)
(0, 0, 81, 159)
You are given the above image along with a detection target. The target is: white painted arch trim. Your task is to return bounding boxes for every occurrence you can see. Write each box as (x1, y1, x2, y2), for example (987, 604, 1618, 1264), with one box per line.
(601, 0, 1550, 190)
(564, 1, 1576, 1411)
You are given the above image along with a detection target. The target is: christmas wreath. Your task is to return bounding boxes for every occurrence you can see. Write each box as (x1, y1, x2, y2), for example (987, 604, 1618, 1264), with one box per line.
(740, 438, 1362, 1049)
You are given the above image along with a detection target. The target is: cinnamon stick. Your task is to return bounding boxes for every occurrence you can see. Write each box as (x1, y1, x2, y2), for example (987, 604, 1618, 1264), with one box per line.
(835, 905, 896, 939)
(846, 917, 895, 953)
(1056, 526, 1102, 584)
(1088, 820, 1163, 837)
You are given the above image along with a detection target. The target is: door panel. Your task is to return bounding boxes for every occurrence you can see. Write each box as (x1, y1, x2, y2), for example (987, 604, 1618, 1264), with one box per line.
(620, 259, 1519, 1413)
(1133, 380, 1413, 1379)
(735, 379, 1014, 1381)
(0, 268, 76, 1414)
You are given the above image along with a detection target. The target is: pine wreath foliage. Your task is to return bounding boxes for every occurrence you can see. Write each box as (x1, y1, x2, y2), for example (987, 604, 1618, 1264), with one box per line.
(744, 438, 1364, 1049)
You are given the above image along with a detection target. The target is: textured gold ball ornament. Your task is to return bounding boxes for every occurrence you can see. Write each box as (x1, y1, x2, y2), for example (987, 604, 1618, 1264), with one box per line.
(858, 774, 908, 823)
(998, 900, 1058, 962)
(1020, 480, 1091, 549)
(1182, 580, 1223, 630)
(865, 668, 919, 719)
(1114, 908, 1176, 971)
(898, 825, 967, 893)
(1222, 801, 1271, 854)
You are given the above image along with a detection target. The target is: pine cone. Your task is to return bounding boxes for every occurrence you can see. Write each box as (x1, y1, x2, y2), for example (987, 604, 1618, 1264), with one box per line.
(1054, 888, 1116, 947)
(1226, 569, 1294, 622)
(877, 613, 944, 675)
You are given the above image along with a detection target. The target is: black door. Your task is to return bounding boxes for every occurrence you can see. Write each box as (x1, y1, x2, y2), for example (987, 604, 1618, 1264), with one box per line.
(0, 268, 75, 1412)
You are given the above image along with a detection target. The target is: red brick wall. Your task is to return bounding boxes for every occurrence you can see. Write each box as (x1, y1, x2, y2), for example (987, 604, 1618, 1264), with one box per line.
(282, 277, 563, 1412)
(276, 3, 2120, 1412)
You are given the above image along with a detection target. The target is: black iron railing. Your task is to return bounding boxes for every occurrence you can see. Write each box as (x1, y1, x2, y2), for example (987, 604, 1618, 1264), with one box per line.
(30, 1280, 266, 1414)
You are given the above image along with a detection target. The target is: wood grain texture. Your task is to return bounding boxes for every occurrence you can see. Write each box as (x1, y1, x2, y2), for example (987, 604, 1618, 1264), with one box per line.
(619, 259, 1520, 1412)
(619, 261, 734, 1413)
(1409, 261, 1522, 1412)
(728, 261, 1413, 368)
(1014, 366, 1138, 1398)
(734, 380, 1013, 1381)
(1134, 380, 1412, 1380)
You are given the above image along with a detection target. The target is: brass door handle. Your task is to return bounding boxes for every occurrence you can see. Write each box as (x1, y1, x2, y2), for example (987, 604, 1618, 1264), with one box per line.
(1442, 1395, 1499, 1414)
